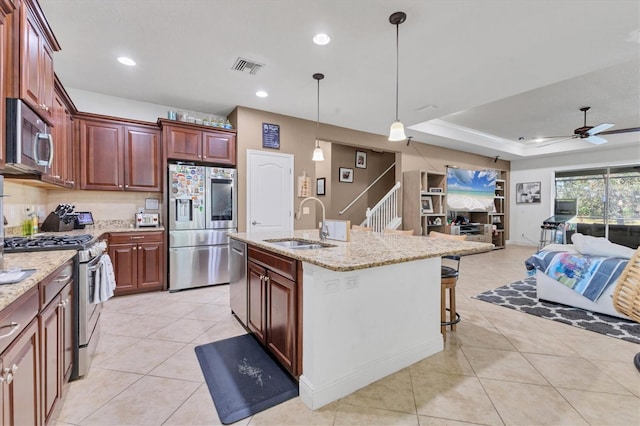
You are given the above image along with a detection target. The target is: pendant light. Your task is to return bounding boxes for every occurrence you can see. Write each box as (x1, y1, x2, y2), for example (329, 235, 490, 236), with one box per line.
(312, 73, 325, 161)
(388, 11, 407, 142)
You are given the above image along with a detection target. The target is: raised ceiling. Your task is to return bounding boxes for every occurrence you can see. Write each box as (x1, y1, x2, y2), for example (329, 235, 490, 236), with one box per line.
(40, 0, 640, 161)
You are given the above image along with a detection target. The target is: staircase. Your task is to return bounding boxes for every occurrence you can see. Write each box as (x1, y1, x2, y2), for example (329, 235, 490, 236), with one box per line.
(363, 182, 402, 232)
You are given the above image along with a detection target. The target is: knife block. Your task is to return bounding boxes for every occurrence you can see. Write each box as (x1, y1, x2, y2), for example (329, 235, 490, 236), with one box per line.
(40, 212, 74, 232)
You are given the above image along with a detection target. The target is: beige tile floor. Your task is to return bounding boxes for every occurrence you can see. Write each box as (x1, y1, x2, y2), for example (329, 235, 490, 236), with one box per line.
(55, 245, 640, 426)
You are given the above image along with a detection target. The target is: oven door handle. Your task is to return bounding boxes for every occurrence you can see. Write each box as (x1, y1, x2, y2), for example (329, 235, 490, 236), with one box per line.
(87, 255, 103, 272)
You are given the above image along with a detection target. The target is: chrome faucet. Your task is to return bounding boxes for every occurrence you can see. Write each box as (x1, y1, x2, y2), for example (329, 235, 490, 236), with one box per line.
(295, 196, 329, 241)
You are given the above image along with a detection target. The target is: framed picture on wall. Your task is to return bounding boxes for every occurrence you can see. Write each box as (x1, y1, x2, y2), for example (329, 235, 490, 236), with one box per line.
(339, 167, 354, 183)
(516, 181, 541, 204)
(355, 150, 367, 169)
(316, 178, 326, 196)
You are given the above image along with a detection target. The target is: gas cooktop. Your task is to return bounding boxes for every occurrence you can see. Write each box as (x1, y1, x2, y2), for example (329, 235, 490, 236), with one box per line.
(3, 234, 95, 253)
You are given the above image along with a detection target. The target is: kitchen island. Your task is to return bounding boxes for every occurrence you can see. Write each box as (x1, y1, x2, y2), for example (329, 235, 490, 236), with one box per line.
(229, 229, 493, 409)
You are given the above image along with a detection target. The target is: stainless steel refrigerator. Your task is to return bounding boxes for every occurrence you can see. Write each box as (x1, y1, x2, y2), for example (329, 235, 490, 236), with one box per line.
(168, 163, 237, 291)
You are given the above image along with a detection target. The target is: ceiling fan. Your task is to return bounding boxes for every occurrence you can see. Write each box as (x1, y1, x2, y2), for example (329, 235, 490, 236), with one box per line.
(533, 106, 640, 147)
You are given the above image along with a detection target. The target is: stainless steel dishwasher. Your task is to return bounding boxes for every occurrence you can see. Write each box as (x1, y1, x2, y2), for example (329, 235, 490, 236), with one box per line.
(229, 239, 248, 326)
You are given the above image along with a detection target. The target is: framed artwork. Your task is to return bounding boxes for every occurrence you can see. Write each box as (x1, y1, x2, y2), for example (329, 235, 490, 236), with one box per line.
(421, 196, 434, 213)
(355, 150, 367, 169)
(262, 123, 280, 149)
(316, 178, 326, 196)
(516, 181, 541, 204)
(339, 167, 354, 183)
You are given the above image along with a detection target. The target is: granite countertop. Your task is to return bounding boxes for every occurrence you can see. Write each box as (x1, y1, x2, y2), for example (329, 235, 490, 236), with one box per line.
(230, 229, 494, 272)
(0, 250, 77, 311)
(0, 221, 166, 311)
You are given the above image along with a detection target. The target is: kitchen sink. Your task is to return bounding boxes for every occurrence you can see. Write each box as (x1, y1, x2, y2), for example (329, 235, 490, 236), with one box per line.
(263, 238, 336, 250)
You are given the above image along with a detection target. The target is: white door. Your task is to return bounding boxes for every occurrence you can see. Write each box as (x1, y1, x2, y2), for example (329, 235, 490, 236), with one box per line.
(247, 149, 294, 233)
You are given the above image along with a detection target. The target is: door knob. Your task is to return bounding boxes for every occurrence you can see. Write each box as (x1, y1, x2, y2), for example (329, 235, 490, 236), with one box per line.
(252, 221, 261, 225)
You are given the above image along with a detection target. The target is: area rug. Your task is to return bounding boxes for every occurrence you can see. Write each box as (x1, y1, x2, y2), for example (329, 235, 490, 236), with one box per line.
(473, 276, 640, 344)
(194, 334, 298, 424)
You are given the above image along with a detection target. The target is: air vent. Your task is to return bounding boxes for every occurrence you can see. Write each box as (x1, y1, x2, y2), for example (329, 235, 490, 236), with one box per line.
(231, 57, 265, 75)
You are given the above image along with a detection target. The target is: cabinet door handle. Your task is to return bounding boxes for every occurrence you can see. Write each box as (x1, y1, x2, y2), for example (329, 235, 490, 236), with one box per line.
(133, 247, 137, 250)
(0, 365, 19, 385)
(0, 322, 19, 339)
(55, 274, 71, 282)
(130, 236, 145, 240)
(264, 276, 270, 283)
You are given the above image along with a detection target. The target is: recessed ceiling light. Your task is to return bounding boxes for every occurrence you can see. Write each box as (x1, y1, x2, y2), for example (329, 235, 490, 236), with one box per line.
(313, 33, 331, 46)
(256, 90, 268, 98)
(117, 56, 136, 66)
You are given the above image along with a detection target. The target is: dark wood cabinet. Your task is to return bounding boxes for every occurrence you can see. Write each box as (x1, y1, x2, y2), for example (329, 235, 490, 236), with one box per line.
(0, 285, 40, 425)
(1, 318, 40, 426)
(108, 231, 164, 296)
(160, 120, 236, 166)
(247, 261, 267, 343)
(0, 261, 74, 426)
(60, 282, 73, 382)
(18, 0, 58, 124)
(124, 125, 161, 191)
(40, 291, 62, 425)
(247, 246, 300, 376)
(77, 114, 161, 192)
(202, 130, 236, 166)
(265, 270, 297, 373)
(0, 0, 15, 170)
(43, 79, 75, 188)
(39, 259, 73, 424)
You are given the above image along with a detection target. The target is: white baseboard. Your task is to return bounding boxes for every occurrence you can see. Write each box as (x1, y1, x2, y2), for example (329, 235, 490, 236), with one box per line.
(299, 337, 442, 410)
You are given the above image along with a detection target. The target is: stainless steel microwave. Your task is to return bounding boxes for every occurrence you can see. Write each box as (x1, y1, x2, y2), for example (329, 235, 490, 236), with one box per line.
(4, 98, 54, 175)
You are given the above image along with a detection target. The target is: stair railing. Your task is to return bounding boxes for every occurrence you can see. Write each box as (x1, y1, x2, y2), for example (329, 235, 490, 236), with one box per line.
(363, 181, 402, 232)
(338, 162, 396, 216)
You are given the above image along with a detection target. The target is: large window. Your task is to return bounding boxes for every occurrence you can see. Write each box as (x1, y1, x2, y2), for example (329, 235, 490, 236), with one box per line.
(555, 166, 640, 248)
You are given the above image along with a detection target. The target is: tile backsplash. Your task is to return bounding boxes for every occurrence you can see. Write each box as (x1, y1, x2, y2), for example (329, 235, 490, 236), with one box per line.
(3, 180, 163, 227)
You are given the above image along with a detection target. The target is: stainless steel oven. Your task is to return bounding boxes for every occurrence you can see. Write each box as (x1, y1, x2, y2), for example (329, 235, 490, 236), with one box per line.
(76, 241, 107, 378)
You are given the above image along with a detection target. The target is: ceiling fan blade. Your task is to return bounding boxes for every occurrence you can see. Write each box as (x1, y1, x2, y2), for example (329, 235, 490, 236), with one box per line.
(584, 135, 608, 145)
(588, 123, 614, 135)
(534, 136, 576, 148)
(599, 126, 640, 135)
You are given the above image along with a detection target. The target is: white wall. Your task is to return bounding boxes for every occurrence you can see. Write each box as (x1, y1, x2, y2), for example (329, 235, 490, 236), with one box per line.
(508, 144, 640, 246)
(68, 88, 223, 123)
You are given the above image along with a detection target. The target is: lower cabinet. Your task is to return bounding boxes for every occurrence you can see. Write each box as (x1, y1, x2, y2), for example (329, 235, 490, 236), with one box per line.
(0, 285, 40, 425)
(108, 231, 164, 296)
(247, 246, 301, 377)
(0, 260, 75, 425)
(1, 315, 41, 425)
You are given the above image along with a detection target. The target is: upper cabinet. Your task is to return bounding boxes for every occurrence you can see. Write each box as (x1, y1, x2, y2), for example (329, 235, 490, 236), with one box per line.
(42, 76, 76, 188)
(17, 0, 60, 124)
(0, 0, 16, 170)
(159, 119, 236, 166)
(77, 113, 161, 192)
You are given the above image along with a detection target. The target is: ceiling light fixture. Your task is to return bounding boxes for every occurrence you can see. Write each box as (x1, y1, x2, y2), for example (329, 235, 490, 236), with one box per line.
(256, 90, 268, 98)
(313, 33, 331, 45)
(388, 11, 407, 142)
(312, 73, 325, 162)
(117, 56, 136, 66)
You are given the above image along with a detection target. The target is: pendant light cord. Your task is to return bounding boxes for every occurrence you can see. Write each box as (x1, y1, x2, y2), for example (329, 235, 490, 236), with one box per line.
(395, 22, 400, 122)
(316, 77, 320, 147)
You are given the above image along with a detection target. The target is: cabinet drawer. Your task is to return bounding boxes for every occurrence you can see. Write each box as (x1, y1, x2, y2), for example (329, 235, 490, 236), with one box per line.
(0, 286, 39, 354)
(248, 246, 297, 281)
(40, 260, 74, 308)
(109, 231, 163, 244)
